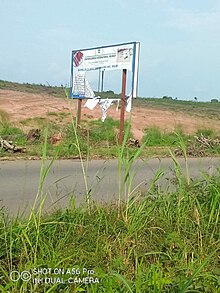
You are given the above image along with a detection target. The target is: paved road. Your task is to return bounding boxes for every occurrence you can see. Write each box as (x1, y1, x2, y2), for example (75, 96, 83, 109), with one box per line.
(0, 157, 219, 214)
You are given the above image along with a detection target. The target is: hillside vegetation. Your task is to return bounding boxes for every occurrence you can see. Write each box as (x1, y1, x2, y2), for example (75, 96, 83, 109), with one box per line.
(0, 80, 220, 159)
(0, 80, 66, 99)
(1, 80, 220, 119)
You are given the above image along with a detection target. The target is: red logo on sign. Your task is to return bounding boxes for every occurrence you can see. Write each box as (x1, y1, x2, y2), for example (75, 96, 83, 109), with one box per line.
(73, 51, 83, 67)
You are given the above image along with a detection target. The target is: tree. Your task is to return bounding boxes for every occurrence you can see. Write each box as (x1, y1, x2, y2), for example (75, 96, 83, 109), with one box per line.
(162, 96, 172, 100)
(211, 98, 218, 103)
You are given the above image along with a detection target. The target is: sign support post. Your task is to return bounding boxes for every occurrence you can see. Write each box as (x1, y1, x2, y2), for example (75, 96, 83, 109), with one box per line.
(118, 69, 127, 145)
(101, 70, 105, 92)
(77, 99, 82, 127)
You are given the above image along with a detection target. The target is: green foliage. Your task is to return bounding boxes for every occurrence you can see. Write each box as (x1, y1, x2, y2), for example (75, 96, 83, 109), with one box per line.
(162, 95, 173, 100)
(142, 126, 188, 147)
(195, 128, 215, 138)
(0, 124, 23, 136)
(54, 124, 89, 158)
(87, 118, 119, 144)
(0, 121, 26, 146)
(94, 91, 120, 99)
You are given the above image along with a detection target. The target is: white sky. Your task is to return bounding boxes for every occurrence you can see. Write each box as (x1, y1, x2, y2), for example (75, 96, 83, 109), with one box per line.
(0, 0, 220, 101)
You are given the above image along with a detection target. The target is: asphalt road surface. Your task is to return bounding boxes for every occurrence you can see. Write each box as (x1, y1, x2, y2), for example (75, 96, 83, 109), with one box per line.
(0, 157, 219, 215)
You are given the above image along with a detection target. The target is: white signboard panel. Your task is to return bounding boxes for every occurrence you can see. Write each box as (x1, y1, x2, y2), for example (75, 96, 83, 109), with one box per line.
(70, 42, 140, 99)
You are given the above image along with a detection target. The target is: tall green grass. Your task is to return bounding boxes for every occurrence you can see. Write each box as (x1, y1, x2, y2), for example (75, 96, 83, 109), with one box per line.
(142, 126, 188, 147)
(0, 118, 219, 292)
(0, 114, 26, 148)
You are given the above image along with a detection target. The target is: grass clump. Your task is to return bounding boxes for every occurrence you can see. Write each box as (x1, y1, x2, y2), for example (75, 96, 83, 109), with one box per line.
(49, 118, 128, 158)
(142, 126, 188, 147)
(195, 128, 216, 138)
(0, 121, 26, 147)
(88, 118, 119, 144)
(54, 123, 89, 158)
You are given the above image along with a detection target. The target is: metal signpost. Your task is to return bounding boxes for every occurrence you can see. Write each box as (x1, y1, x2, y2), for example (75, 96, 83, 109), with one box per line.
(77, 99, 82, 126)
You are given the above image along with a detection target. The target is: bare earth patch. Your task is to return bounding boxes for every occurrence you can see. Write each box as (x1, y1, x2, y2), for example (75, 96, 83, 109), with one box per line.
(1, 90, 220, 140)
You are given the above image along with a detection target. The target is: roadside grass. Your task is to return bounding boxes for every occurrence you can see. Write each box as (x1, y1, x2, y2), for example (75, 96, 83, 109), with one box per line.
(0, 116, 26, 148)
(50, 118, 129, 158)
(142, 126, 220, 157)
(142, 126, 188, 147)
(195, 128, 217, 138)
(1, 116, 220, 158)
(0, 103, 220, 292)
(86, 118, 120, 144)
(0, 116, 131, 158)
(46, 111, 68, 119)
(0, 143, 219, 292)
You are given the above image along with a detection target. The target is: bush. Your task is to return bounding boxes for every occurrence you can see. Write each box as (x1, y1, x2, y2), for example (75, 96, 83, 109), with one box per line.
(211, 99, 218, 103)
(162, 96, 173, 100)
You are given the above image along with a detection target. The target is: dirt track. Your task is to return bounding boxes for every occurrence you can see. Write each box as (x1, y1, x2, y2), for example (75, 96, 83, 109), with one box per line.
(0, 90, 220, 140)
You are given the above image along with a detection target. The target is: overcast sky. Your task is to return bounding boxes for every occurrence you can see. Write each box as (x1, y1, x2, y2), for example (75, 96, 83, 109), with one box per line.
(1, 0, 220, 101)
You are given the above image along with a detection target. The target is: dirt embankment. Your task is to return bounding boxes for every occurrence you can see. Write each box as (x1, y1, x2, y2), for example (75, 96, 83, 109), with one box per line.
(0, 90, 220, 140)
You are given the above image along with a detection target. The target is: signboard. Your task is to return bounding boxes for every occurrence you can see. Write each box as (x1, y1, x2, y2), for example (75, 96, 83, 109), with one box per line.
(70, 42, 140, 99)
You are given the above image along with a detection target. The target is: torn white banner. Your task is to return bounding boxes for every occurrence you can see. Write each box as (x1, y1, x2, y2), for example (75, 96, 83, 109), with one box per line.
(84, 97, 99, 110)
(115, 99, 120, 111)
(98, 99, 113, 122)
(72, 72, 86, 97)
(125, 94, 132, 112)
(113, 95, 132, 112)
(84, 77, 95, 99)
(73, 73, 95, 99)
